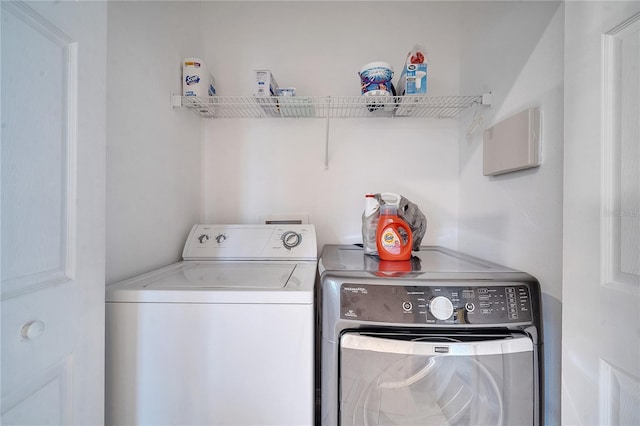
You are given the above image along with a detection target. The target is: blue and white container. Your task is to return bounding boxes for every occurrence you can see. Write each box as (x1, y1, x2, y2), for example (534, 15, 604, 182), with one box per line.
(358, 61, 394, 95)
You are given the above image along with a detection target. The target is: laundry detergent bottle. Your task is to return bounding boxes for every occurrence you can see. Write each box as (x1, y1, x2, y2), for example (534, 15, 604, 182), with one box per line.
(376, 203, 413, 261)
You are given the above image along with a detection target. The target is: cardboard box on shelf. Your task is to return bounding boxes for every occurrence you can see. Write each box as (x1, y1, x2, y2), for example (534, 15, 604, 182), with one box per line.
(253, 70, 279, 97)
(397, 63, 428, 95)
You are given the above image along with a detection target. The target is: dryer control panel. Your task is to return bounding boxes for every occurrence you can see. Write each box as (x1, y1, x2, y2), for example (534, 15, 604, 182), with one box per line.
(340, 283, 533, 325)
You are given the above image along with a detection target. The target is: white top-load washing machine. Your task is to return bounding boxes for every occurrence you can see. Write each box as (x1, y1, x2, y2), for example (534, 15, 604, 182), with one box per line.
(106, 224, 317, 426)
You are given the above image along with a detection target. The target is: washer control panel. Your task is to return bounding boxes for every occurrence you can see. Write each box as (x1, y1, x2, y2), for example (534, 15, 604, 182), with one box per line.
(182, 224, 317, 260)
(340, 283, 533, 325)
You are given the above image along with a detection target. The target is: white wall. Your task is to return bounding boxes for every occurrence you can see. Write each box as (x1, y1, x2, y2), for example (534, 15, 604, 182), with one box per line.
(458, 2, 564, 424)
(200, 1, 463, 251)
(106, 2, 203, 284)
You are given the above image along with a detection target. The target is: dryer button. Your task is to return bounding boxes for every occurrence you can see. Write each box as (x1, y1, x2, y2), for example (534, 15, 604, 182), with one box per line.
(430, 296, 454, 321)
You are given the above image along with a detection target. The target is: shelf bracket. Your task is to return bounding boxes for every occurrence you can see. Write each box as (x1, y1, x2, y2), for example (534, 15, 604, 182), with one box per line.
(465, 92, 493, 142)
(324, 96, 332, 170)
(481, 92, 493, 106)
(324, 112, 331, 170)
(170, 94, 183, 109)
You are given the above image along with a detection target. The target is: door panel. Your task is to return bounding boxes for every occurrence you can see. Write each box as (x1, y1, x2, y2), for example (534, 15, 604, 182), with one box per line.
(1, 357, 72, 426)
(1, 1, 106, 424)
(0, 0, 76, 298)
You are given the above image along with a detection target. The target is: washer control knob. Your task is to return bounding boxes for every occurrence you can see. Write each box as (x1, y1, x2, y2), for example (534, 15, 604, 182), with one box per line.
(281, 231, 302, 250)
(198, 234, 210, 244)
(215, 234, 227, 244)
(430, 296, 454, 320)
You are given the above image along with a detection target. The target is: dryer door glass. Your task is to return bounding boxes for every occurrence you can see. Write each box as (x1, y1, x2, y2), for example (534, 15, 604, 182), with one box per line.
(339, 332, 534, 426)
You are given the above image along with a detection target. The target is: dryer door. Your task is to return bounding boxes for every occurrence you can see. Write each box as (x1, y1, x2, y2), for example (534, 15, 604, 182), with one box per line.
(339, 332, 534, 426)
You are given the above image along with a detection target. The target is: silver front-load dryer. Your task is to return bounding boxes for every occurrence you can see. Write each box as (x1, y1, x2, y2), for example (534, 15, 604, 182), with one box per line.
(317, 245, 543, 426)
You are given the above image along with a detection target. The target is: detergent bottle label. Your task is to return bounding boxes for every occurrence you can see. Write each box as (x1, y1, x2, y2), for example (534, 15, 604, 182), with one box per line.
(380, 227, 401, 255)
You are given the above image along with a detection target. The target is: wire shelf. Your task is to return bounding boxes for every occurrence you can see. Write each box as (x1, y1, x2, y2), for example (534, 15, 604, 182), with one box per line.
(173, 95, 485, 119)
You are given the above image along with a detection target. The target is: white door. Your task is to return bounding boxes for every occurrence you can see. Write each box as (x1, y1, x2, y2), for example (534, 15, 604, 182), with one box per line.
(563, 2, 640, 425)
(1, 1, 106, 424)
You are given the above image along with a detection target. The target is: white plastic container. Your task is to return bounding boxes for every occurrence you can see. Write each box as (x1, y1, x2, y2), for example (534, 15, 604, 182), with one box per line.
(358, 61, 394, 95)
(361, 194, 380, 255)
(182, 58, 215, 97)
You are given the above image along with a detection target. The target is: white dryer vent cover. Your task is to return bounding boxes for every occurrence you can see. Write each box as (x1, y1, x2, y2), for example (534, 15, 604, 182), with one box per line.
(483, 107, 541, 176)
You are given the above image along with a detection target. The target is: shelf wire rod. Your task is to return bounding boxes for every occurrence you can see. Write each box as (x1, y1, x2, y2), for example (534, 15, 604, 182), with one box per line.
(325, 97, 331, 169)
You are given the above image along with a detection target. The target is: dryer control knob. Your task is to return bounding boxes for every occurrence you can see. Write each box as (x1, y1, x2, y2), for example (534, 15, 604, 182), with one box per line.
(281, 231, 302, 250)
(430, 296, 454, 320)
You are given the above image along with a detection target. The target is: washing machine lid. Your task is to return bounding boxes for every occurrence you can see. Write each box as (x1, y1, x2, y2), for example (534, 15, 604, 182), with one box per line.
(107, 224, 318, 304)
(105, 260, 317, 304)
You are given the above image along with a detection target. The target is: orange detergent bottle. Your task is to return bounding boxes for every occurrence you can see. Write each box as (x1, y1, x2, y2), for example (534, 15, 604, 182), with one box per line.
(376, 204, 413, 261)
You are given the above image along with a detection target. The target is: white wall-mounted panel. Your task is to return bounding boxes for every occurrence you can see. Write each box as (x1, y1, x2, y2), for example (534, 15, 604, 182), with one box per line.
(483, 107, 541, 176)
